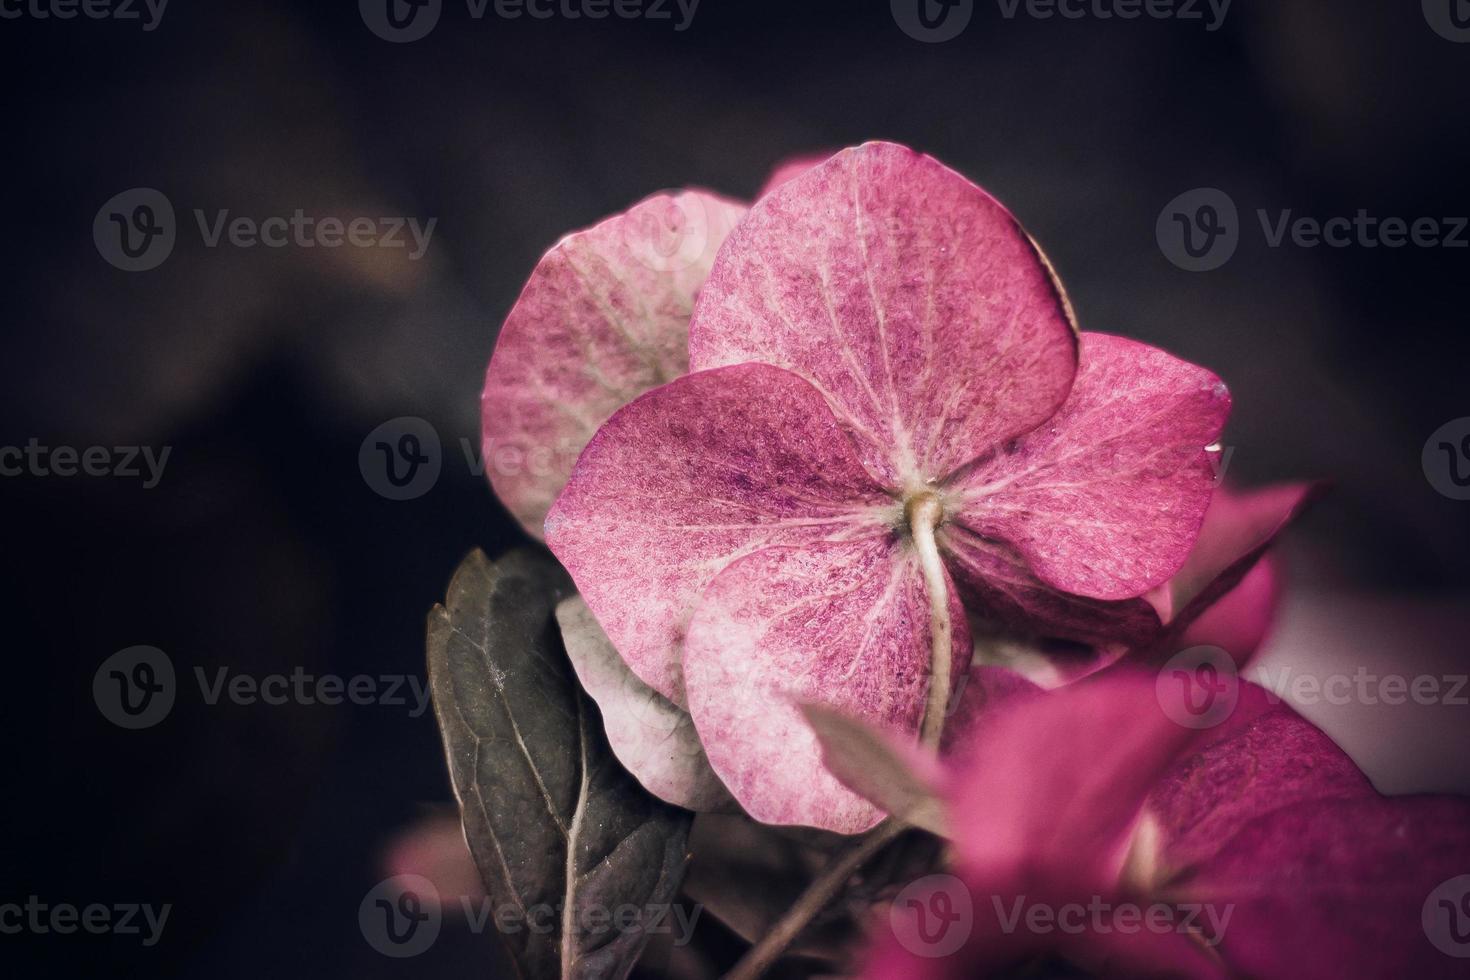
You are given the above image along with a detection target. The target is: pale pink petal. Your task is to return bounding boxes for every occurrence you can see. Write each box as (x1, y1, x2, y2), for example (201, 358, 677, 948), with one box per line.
(555, 596, 732, 812)
(544, 363, 892, 704)
(757, 152, 832, 198)
(947, 332, 1230, 602)
(1145, 685, 1374, 874)
(690, 141, 1079, 490)
(1185, 795, 1470, 980)
(482, 189, 746, 538)
(683, 537, 971, 833)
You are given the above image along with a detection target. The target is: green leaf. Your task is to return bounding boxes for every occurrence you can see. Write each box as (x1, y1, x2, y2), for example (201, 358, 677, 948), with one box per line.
(428, 549, 692, 979)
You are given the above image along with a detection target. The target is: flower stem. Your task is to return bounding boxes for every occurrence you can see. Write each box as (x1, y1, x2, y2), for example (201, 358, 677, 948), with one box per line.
(719, 495, 956, 980)
(721, 819, 907, 980)
(906, 493, 952, 748)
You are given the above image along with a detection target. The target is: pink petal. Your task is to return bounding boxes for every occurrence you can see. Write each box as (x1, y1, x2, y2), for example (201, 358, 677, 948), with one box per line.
(482, 189, 746, 538)
(555, 596, 732, 812)
(682, 536, 972, 833)
(690, 141, 1079, 490)
(948, 674, 1198, 890)
(948, 332, 1231, 602)
(544, 363, 892, 704)
(757, 151, 833, 198)
(1153, 482, 1322, 661)
(1184, 795, 1470, 980)
(1145, 684, 1374, 874)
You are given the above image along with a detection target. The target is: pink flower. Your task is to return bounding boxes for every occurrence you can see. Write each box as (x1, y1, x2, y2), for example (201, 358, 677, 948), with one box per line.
(543, 142, 1234, 832)
(859, 673, 1470, 978)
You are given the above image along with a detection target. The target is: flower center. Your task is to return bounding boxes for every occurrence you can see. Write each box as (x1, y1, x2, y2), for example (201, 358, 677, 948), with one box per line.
(903, 490, 945, 538)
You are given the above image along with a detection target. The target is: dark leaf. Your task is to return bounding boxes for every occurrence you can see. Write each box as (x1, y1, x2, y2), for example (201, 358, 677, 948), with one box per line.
(428, 549, 692, 980)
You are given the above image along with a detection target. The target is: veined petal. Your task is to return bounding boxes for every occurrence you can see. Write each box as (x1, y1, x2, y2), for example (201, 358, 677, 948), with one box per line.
(683, 536, 971, 833)
(949, 332, 1231, 602)
(1145, 684, 1375, 878)
(1184, 795, 1470, 980)
(482, 189, 746, 538)
(690, 141, 1079, 490)
(545, 363, 892, 705)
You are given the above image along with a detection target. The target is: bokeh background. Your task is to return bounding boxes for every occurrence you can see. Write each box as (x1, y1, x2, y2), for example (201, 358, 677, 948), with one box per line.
(5, 0, 1468, 976)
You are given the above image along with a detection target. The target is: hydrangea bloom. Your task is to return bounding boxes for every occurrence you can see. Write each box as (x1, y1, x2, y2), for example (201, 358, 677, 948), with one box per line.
(543, 142, 1233, 831)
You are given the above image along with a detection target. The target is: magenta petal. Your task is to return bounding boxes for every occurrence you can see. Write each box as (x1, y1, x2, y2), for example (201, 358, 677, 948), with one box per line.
(482, 190, 746, 538)
(683, 537, 972, 833)
(1146, 685, 1375, 874)
(556, 596, 732, 812)
(1186, 795, 1470, 980)
(1154, 482, 1322, 661)
(545, 363, 892, 704)
(950, 674, 1198, 890)
(690, 141, 1079, 490)
(949, 332, 1230, 601)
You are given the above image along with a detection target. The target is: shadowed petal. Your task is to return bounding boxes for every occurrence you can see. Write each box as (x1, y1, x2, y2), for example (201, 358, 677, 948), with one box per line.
(941, 526, 1161, 647)
(556, 596, 732, 812)
(1146, 685, 1374, 876)
(949, 332, 1230, 601)
(1183, 795, 1470, 980)
(545, 363, 892, 705)
(683, 537, 971, 833)
(1151, 482, 1322, 663)
(690, 141, 1079, 490)
(482, 189, 746, 538)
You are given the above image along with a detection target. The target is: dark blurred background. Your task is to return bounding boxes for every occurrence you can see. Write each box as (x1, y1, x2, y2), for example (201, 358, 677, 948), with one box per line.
(3, 0, 1468, 976)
